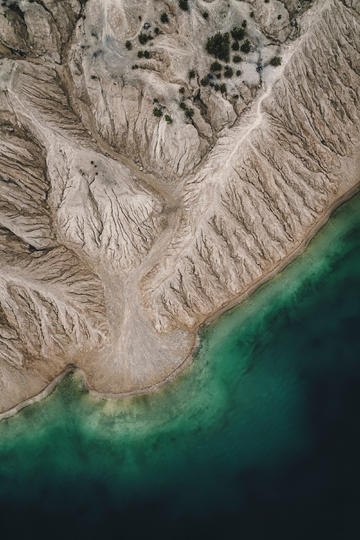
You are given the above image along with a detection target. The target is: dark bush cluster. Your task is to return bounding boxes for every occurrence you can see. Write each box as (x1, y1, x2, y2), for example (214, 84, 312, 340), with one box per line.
(224, 66, 233, 78)
(125, 40, 132, 50)
(231, 27, 245, 41)
(240, 39, 251, 53)
(189, 69, 196, 79)
(153, 107, 163, 117)
(206, 32, 230, 62)
(270, 56, 282, 66)
(160, 12, 169, 23)
(179, 0, 189, 11)
(210, 61, 222, 72)
(137, 50, 151, 58)
(138, 33, 152, 45)
(233, 55, 242, 63)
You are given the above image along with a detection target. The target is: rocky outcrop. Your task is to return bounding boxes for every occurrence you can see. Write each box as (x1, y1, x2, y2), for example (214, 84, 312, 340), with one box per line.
(0, 0, 359, 415)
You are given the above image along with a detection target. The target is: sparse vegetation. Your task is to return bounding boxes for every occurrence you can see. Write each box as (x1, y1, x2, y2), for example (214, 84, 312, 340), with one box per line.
(125, 40, 132, 50)
(165, 114, 173, 124)
(206, 32, 230, 63)
(189, 69, 196, 79)
(210, 61, 222, 72)
(231, 27, 245, 41)
(233, 55, 242, 63)
(220, 83, 227, 93)
(185, 108, 194, 119)
(179, 102, 187, 110)
(270, 56, 282, 66)
(160, 12, 169, 24)
(153, 107, 163, 117)
(179, 0, 189, 11)
(200, 77, 209, 86)
(240, 39, 251, 53)
(138, 50, 144, 58)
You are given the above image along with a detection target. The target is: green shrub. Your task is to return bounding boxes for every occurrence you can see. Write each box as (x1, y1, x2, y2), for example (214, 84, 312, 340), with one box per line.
(206, 32, 230, 62)
(231, 27, 245, 41)
(220, 83, 227, 93)
(210, 61, 222, 72)
(189, 69, 196, 79)
(233, 55, 242, 63)
(132, 64, 139, 69)
(202, 11, 209, 19)
(179, 0, 189, 11)
(144, 50, 151, 58)
(137, 50, 144, 58)
(232, 41, 239, 51)
(224, 66, 233, 78)
(160, 12, 169, 23)
(179, 102, 187, 110)
(236, 70, 242, 76)
(269, 56, 282, 66)
(139, 33, 150, 45)
(185, 108, 194, 118)
(153, 108, 163, 117)
(200, 77, 209, 86)
(242, 20, 247, 28)
(154, 27, 160, 35)
(125, 40, 132, 50)
(179, 87, 185, 94)
(165, 114, 173, 124)
(240, 39, 251, 53)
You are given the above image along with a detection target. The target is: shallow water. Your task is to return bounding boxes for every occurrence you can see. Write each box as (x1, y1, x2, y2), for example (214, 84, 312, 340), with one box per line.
(1, 194, 360, 539)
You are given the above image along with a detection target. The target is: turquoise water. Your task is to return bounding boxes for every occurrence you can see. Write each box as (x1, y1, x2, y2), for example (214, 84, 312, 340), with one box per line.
(1, 194, 360, 539)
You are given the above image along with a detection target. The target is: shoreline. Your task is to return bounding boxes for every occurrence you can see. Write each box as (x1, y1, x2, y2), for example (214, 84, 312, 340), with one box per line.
(1, 182, 359, 421)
